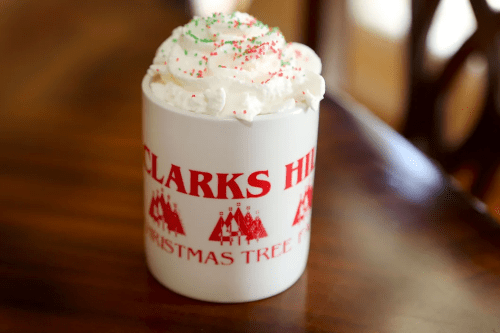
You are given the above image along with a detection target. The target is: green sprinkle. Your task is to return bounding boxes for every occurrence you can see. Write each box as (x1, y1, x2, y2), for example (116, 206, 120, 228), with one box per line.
(184, 50, 188, 55)
(178, 68, 181, 70)
(172, 39, 177, 43)
(187, 31, 199, 41)
(199, 61, 202, 65)
(194, 53, 197, 56)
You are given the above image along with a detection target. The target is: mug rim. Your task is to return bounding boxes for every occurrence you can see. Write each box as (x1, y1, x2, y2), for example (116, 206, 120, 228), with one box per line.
(142, 74, 310, 123)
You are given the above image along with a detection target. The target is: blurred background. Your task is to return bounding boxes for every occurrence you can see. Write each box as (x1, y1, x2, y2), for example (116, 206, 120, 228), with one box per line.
(1, 0, 499, 220)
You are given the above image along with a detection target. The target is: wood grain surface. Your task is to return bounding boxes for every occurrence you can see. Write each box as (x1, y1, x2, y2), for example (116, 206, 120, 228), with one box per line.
(1, 1, 500, 332)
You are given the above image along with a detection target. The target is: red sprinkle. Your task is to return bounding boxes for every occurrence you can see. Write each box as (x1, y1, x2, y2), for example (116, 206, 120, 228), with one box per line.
(176, 58, 179, 62)
(243, 110, 247, 114)
(192, 94, 195, 97)
(233, 111, 236, 114)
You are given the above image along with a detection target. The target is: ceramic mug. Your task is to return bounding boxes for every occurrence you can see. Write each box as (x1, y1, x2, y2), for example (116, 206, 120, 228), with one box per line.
(142, 74, 319, 302)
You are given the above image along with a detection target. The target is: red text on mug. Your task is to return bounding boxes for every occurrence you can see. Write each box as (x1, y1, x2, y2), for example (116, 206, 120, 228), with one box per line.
(144, 144, 271, 199)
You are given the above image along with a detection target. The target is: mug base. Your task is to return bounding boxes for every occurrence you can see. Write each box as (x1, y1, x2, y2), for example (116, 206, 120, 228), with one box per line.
(145, 255, 308, 303)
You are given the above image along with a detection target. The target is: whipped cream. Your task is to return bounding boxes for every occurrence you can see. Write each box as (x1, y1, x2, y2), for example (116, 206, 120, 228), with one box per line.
(147, 12, 325, 121)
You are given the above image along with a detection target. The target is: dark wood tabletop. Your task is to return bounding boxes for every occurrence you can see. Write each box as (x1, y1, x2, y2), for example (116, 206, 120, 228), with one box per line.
(1, 1, 500, 332)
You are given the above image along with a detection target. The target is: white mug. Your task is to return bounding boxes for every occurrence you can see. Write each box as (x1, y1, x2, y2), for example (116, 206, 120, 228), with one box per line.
(142, 75, 319, 302)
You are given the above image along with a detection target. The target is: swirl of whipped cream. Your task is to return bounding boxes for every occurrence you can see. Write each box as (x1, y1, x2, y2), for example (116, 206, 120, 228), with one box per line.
(147, 12, 325, 121)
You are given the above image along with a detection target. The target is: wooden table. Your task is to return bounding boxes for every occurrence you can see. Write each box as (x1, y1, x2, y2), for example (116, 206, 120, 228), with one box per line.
(1, 1, 500, 332)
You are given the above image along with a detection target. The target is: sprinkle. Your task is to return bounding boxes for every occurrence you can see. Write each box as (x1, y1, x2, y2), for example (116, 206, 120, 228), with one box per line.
(176, 58, 179, 62)
(243, 110, 247, 114)
(192, 94, 195, 97)
(184, 50, 188, 55)
(233, 111, 236, 114)
(302, 91, 305, 94)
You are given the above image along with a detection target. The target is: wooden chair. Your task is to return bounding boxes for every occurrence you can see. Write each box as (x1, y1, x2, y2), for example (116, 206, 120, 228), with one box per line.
(402, 0, 500, 198)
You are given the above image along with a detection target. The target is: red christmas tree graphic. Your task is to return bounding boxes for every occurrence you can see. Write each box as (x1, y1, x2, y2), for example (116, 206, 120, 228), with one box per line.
(292, 185, 313, 226)
(149, 190, 185, 236)
(209, 203, 267, 245)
